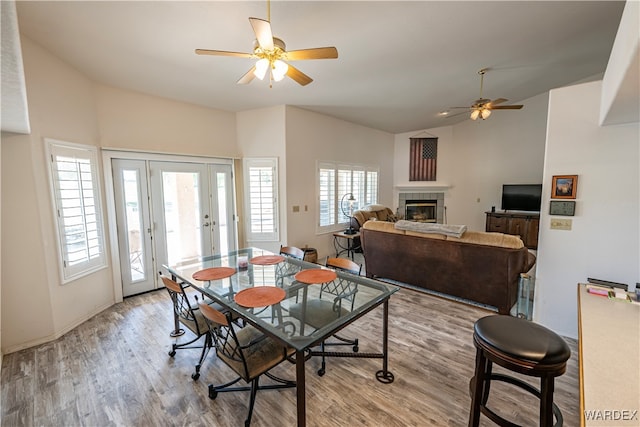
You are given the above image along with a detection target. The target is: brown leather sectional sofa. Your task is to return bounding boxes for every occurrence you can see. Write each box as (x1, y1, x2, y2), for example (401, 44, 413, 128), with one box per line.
(361, 221, 536, 314)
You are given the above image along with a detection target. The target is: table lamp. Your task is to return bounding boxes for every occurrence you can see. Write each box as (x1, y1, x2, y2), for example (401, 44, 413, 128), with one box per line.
(341, 193, 357, 235)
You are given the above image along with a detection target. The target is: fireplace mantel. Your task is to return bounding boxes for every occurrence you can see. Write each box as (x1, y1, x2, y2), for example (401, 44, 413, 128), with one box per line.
(395, 182, 450, 192)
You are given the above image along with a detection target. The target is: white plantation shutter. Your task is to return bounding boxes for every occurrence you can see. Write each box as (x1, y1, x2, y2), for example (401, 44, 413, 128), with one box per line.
(244, 158, 278, 241)
(46, 139, 107, 282)
(337, 168, 352, 223)
(318, 166, 335, 227)
(366, 171, 378, 205)
(352, 169, 365, 210)
(317, 161, 379, 233)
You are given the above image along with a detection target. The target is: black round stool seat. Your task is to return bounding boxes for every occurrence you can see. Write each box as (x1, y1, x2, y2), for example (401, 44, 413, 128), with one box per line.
(475, 315, 571, 366)
(468, 315, 571, 427)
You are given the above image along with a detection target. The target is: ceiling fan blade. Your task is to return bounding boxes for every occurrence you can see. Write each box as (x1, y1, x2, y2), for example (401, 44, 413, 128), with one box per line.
(195, 49, 253, 58)
(237, 66, 257, 85)
(249, 17, 274, 51)
(286, 64, 313, 86)
(449, 106, 472, 109)
(443, 111, 470, 119)
(490, 105, 524, 110)
(488, 98, 508, 106)
(286, 47, 339, 61)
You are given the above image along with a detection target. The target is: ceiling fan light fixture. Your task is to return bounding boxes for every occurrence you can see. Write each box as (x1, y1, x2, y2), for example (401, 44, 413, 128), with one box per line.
(254, 58, 269, 80)
(470, 109, 481, 120)
(272, 59, 289, 81)
(481, 108, 491, 119)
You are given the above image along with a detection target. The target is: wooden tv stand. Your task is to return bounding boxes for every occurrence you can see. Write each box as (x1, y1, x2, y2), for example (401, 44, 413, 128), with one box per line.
(485, 211, 540, 249)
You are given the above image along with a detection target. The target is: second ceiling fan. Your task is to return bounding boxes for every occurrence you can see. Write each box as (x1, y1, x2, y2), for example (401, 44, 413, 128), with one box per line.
(448, 69, 524, 120)
(195, 3, 338, 87)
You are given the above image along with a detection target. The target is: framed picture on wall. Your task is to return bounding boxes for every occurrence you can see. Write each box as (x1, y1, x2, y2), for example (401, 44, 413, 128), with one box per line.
(551, 175, 578, 199)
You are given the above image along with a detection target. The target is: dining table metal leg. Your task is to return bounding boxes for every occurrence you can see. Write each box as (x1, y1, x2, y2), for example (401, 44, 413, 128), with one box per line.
(375, 299, 395, 383)
(169, 273, 185, 337)
(295, 349, 306, 427)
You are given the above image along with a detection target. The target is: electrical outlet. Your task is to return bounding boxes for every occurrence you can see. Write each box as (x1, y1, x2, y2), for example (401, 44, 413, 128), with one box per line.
(550, 218, 572, 230)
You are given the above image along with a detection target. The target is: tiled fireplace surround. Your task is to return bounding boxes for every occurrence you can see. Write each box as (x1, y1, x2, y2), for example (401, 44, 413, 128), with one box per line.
(398, 192, 445, 224)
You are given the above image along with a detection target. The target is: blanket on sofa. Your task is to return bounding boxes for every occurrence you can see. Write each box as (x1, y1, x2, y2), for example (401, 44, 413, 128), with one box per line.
(394, 220, 467, 238)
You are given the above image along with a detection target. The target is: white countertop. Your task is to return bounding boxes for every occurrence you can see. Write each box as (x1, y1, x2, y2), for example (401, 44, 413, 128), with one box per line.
(578, 284, 640, 426)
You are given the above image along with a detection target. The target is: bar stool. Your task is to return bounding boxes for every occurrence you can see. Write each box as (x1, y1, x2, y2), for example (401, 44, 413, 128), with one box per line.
(468, 315, 571, 427)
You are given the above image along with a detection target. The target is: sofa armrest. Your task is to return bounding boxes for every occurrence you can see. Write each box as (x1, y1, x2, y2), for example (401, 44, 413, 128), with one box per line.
(524, 251, 536, 273)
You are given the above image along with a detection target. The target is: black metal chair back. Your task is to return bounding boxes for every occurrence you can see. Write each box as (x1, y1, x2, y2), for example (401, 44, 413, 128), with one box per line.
(160, 274, 211, 380)
(198, 303, 295, 426)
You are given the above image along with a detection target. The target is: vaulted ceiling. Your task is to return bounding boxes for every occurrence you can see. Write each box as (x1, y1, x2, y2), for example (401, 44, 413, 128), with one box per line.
(14, 1, 626, 133)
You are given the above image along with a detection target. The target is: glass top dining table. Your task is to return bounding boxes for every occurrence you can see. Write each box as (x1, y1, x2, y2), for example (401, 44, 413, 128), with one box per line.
(163, 247, 399, 427)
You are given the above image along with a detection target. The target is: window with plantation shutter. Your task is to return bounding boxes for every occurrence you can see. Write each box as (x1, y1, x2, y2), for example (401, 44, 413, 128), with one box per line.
(46, 139, 107, 283)
(366, 171, 378, 205)
(244, 158, 279, 242)
(317, 161, 378, 233)
(318, 166, 335, 227)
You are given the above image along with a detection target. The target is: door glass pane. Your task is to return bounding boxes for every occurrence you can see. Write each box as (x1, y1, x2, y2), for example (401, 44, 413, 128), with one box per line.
(122, 169, 145, 282)
(216, 172, 229, 254)
(162, 171, 202, 265)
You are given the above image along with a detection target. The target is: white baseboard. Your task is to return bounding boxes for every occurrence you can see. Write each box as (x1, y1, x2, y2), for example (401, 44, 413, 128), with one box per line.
(2, 301, 115, 355)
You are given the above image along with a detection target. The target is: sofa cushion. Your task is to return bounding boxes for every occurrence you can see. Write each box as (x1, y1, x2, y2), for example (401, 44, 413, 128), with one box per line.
(363, 204, 388, 211)
(362, 220, 405, 234)
(366, 221, 524, 249)
(405, 230, 447, 240)
(448, 230, 524, 249)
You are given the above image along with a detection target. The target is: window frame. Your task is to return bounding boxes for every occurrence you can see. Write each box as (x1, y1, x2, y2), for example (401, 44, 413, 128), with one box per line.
(243, 157, 279, 242)
(45, 138, 108, 283)
(316, 161, 379, 234)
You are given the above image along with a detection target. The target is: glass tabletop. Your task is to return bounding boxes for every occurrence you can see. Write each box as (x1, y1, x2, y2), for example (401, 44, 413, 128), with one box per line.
(163, 247, 399, 351)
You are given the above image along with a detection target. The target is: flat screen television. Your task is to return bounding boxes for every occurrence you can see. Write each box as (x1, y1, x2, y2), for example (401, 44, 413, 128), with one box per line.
(501, 184, 542, 212)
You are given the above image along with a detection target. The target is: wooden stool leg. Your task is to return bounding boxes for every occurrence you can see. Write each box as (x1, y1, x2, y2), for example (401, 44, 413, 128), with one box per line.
(469, 347, 489, 427)
(540, 375, 555, 427)
(481, 359, 493, 405)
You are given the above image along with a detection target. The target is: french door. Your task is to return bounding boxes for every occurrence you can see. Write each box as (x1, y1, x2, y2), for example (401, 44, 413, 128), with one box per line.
(112, 158, 236, 297)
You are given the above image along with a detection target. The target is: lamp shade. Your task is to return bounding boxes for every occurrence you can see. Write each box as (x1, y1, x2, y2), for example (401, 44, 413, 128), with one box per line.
(272, 60, 289, 81)
(481, 108, 492, 119)
(470, 109, 481, 120)
(254, 59, 269, 80)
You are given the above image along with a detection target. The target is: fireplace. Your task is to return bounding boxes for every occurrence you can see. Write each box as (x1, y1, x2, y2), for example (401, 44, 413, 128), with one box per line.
(398, 192, 444, 223)
(405, 200, 437, 222)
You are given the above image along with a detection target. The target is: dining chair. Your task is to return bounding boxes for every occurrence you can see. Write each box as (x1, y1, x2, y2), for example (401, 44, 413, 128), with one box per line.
(198, 302, 296, 427)
(160, 274, 212, 380)
(275, 245, 305, 288)
(288, 257, 361, 376)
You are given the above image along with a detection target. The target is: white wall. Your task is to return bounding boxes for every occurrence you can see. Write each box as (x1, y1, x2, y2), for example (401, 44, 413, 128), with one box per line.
(96, 85, 237, 157)
(535, 80, 639, 338)
(1, 37, 113, 353)
(1, 37, 241, 354)
(285, 106, 394, 260)
(600, 0, 640, 126)
(236, 106, 287, 254)
(394, 92, 549, 231)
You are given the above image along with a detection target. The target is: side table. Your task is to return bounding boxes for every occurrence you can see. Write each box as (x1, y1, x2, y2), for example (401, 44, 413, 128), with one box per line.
(332, 231, 361, 260)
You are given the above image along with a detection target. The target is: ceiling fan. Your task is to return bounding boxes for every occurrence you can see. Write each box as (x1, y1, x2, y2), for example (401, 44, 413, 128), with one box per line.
(195, 2, 338, 87)
(446, 69, 524, 120)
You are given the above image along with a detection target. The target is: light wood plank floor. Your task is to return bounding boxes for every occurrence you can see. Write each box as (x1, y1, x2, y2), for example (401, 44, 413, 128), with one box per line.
(1, 286, 579, 426)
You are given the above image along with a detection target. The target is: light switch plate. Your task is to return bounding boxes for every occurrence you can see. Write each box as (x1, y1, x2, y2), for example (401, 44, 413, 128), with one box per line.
(550, 218, 572, 230)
